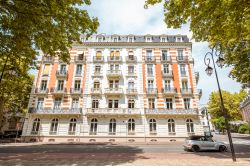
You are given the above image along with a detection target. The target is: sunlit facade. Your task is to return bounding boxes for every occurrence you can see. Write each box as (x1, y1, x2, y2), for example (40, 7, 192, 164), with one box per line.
(22, 34, 203, 143)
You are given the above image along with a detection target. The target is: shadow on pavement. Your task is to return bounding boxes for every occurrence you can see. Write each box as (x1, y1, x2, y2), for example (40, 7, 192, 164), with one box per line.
(0, 143, 148, 166)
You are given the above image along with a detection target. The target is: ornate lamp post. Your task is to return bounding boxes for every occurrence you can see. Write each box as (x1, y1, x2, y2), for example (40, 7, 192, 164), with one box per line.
(204, 47, 236, 162)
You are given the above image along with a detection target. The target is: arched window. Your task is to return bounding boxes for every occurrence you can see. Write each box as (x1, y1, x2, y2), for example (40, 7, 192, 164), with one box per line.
(186, 119, 194, 133)
(168, 119, 175, 134)
(68, 118, 77, 135)
(109, 119, 116, 135)
(90, 118, 98, 135)
(149, 119, 157, 135)
(31, 118, 40, 135)
(50, 118, 59, 135)
(128, 119, 135, 135)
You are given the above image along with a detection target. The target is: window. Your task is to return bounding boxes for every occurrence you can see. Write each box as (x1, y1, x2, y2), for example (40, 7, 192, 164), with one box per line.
(176, 37, 182, 42)
(128, 51, 134, 60)
(128, 119, 135, 135)
(37, 98, 44, 110)
(128, 100, 135, 109)
(110, 64, 119, 70)
(50, 118, 58, 135)
(146, 37, 151, 42)
(60, 64, 67, 74)
(9, 118, 17, 130)
(90, 118, 98, 135)
(72, 98, 79, 109)
(186, 119, 194, 133)
(43, 64, 50, 76)
(57, 80, 64, 91)
(146, 50, 152, 60)
(40, 80, 47, 91)
(109, 119, 116, 135)
(149, 119, 157, 135)
(166, 98, 173, 110)
(128, 66, 134, 74)
(164, 80, 171, 90)
(31, 118, 40, 134)
(161, 38, 166, 42)
(163, 64, 170, 74)
(148, 98, 155, 109)
(113, 37, 118, 42)
(68, 118, 77, 135)
(162, 50, 168, 60)
(93, 81, 100, 89)
(168, 119, 175, 133)
(108, 100, 119, 108)
(128, 81, 134, 89)
(147, 64, 153, 75)
(92, 99, 99, 109)
(109, 80, 119, 89)
(177, 50, 184, 60)
(76, 64, 82, 75)
(180, 64, 186, 76)
(78, 54, 84, 60)
(96, 51, 102, 59)
(128, 37, 133, 42)
(97, 37, 102, 42)
(95, 65, 101, 73)
(54, 98, 62, 110)
(148, 80, 154, 89)
(184, 98, 190, 109)
(182, 81, 188, 89)
(74, 80, 81, 90)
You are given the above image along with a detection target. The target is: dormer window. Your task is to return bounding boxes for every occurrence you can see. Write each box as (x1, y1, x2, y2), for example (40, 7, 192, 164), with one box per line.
(113, 37, 118, 42)
(161, 37, 167, 42)
(146, 37, 152, 42)
(97, 37, 103, 42)
(128, 37, 133, 42)
(176, 37, 182, 42)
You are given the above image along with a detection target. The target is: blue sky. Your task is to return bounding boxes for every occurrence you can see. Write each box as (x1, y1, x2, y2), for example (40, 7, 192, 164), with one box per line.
(84, 0, 242, 104)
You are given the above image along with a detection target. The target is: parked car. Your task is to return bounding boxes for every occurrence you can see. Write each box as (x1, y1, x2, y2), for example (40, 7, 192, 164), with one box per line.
(183, 135, 227, 152)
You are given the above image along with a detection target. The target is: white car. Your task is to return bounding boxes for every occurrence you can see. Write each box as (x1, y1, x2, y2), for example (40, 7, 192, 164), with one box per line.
(183, 135, 227, 152)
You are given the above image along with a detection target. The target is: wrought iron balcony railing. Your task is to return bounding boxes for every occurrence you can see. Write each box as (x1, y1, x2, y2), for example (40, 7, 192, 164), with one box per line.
(28, 108, 82, 114)
(42, 56, 54, 63)
(93, 56, 104, 62)
(161, 56, 171, 62)
(35, 88, 49, 94)
(50, 88, 67, 94)
(74, 55, 86, 63)
(91, 88, 102, 94)
(161, 88, 177, 94)
(104, 88, 123, 95)
(146, 88, 158, 95)
(180, 88, 193, 94)
(126, 88, 137, 95)
(86, 108, 141, 115)
(56, 70, 68, 78)
(107, 56, 122, 62)
(70, 88, 83, 94)
(145, 109, 198, 115)
(144, 56, 156, 62)
(162, 71, 173, 77)
(176, 56, 189, 62)
(126, 56, 137, 63)
(106, 70, 122, 78)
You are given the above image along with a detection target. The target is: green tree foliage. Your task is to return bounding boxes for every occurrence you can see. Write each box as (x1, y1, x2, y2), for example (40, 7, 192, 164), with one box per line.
(208, 90, 247, 121)
(238, 124, 250, 134)
(212, 117, 225, 132)
(145, 0, 250, 88)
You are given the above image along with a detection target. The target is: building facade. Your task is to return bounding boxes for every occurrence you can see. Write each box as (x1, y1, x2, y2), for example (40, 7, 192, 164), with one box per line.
(22, 34, 203, 143)
(241, 95, 250, 123)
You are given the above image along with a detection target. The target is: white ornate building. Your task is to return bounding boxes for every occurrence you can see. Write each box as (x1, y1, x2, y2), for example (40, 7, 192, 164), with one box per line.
(22, 34, 204, 143)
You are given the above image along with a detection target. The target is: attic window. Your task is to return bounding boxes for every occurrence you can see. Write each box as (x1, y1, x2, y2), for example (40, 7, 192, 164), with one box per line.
(98, 37, 103, 42)
(176, 37, 182, 42)
(161, 37, 166, 42)
(128, 37, 133, 42)
(113, 37, 118, 42)
(146, 37, 152, 42)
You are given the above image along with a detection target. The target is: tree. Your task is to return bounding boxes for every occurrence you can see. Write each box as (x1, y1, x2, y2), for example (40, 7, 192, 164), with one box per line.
(207, 90, 247, 122)
(145, 0, 250, 88)
(212, 117, 225, 133)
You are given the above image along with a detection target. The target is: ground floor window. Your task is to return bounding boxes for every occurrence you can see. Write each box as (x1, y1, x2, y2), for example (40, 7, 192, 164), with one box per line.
(109, 119, 116, 135)
(90, 118, 98, 135)
(168, 119, 175, 134)
(68, 118, 77, 135)
(128, 119, 135, 135)
(149, 119, 157, 135)
(31, 118, 40, 135)
(50, 118, 59, 135)
(186, 119, 194, 133)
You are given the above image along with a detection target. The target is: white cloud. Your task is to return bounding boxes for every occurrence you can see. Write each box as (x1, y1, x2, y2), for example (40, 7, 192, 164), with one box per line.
(84, 0, 242, 104)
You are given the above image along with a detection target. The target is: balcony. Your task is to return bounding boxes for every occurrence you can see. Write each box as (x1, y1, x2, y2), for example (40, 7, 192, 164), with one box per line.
(50, 88, 67, 95)
(86, 108, 141, 116)
(161, 56, 171, 63)
(104, 88, 123, 96)
(162, 71, 173, 78)
(180, 72, 188, 78)
(28, 108, 82, 114)
(144, 56, 156, 63)
(146, 88, 158, 95)
(180, 88, 193, 95)
(126, 88, 137, 95)
(56, 70, 68, 78)
(92, 71, 103, 77)
(42, 56, 54, 63)
(126, 56, 137, 63)
(106, 70, 122, 78)
(161, 88, 177, 96)
(74, 56, 86, 63)
(145, 109, 198, 116)
(127, 72, 137, 77)
(93, 56, 104, 63)
(34, 88, 49, 95)
(176, 56, 189, 62)
(70, 88, 83, 95)
(90, 88, 102, 95)
(197, 89, 202, 99)
(107, 56, 122, 62)
(195, 72, 199, 83)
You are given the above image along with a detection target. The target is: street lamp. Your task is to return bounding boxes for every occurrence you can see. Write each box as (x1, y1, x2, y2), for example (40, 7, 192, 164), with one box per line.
(204, 46, 236, 162)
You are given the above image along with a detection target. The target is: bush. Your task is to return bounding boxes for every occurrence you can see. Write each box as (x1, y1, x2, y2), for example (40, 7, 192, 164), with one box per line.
(238, 124, 250, 134)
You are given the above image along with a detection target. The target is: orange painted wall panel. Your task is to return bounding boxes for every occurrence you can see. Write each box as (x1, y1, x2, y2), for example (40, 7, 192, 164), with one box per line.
(48, 64, 58, 89)
(155, 64, 163, 92)
(188, 64, 194, 92)
(172, 63, 180, 92)
(66, 63, 74, 91)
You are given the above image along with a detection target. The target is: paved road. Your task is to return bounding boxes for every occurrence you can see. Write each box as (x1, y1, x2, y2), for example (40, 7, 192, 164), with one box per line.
(0, 133, 249, 166)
